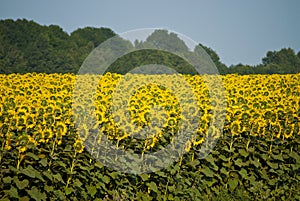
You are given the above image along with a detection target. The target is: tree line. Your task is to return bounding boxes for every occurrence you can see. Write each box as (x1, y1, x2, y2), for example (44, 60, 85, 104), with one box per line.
(0, 19, 299, 75)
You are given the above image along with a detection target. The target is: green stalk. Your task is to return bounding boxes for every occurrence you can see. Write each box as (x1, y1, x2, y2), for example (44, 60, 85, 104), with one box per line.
(66, 152, 77, 188)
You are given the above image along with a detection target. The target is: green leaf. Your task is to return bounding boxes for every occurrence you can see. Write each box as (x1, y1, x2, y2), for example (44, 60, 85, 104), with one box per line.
(223, 145, 235, 153)
(272, 153, 283, 161)
(54, 190, 66, 200)
(290, 152, 300, 161)
(27, 186, 47, 201)
(147, 182, 158, 193)
(73, 179, 83, 188)
(188, 159, 200, 168)
(204, 154, 215, 165)
(109, 171, 118, 179)
(266, 161, 278, 169)
(44, 185, 54, 193)
(8, 165, 18, 173)
(219, 154, 228, 161)
(94, 162, 103, 169)
(204, 180, 216, 187)
(140, 174, 149, 181)
(26, 152, 39, 160)
(201, 166, 214, 178)
(220, 167, 227, 175)
(0, 198, 10, 201)
(64, 145, 72, 152)
(53, 173, 64, 183)
(65, 187, 74, 196)
(239, 149, 249, 158)
(20, 165, 44, 181)
(268, 178, 277, 186)
(168, 185, 175, 191)
(20, 165, 36, 178)
(156, 171, 167, 177)
(251, 158, 261, 168)
(19, 196, 30, 201)
(248, 174, 256, 185)
(234, 158, 243, 167)
(258, 169, 269, 180)
(9, 186, 19, 198)
(102, 175, 110, 184)
(3, 176, 12, 183)
(260, 153, 268, 161)
(38, 154, 46, 159)
(39, 158, 48, 167)
(15, 179, 29, 190)
(239, 168, 248, 179)
(228, 178, 239, 192)
(56, 161, 67, 169)
(247, 147, 255, 153)
(87, 185, 97, 197)
(291, 163, 300, 171)
(43, 171, 52, 180)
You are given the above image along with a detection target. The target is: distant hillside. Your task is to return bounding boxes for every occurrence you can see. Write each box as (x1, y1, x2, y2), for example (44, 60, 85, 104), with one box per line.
(0, 19, 299, 74)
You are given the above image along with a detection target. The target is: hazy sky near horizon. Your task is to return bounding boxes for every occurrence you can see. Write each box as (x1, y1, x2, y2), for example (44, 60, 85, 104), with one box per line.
(1, 0, 300, 66)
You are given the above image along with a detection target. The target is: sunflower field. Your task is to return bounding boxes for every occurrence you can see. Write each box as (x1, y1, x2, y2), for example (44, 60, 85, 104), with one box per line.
(0, 72, 300, 200)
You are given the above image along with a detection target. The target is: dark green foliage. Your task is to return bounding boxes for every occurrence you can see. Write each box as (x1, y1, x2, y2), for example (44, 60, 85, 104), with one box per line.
(1, 19, 300, 75)
(0, 19, 116, 74)
(1, 129, 299, 200)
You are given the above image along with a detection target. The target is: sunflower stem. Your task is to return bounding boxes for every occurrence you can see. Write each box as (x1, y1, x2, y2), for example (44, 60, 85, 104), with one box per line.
(66, 152, 77, 188)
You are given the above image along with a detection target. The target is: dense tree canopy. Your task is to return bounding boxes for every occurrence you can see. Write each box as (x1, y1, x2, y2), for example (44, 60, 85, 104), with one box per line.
(0, 19, 299, 74)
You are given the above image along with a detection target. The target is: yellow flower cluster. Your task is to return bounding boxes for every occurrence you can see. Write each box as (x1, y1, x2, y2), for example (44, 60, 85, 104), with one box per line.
(224, 74, 299, 139)
(0, 73, 299, 154)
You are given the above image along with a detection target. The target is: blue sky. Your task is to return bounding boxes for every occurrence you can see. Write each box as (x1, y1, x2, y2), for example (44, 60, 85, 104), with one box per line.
(1, 0, 300, 66)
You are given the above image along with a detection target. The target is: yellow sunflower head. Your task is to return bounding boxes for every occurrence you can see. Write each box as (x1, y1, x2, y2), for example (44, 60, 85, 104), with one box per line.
(74, 139, 84, 153)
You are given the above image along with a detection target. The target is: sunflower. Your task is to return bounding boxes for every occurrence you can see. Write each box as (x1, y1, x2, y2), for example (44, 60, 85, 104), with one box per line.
(167, 117, 177, 128)
(146, 136, 159, 150)
(43, 128, 53, 142)
(56, 122, 68, 136)
(73, 139, 85, 153)
(34, 130, 45, 143)
(192, 137, 204, 146)
(16, 135, 30, 153)
(26, 114, 36, 129)
(16, 116, 26, 131)
(284, 124, 294, 139)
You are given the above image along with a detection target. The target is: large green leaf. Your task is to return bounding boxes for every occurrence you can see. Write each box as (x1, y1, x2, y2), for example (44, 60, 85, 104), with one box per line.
(239, 149, 249, 158)
(272, 153, 284, 161)
(187, 159, 200, 169)
(20, 165, 44, 181)
(8, 186, 19, 198)
(238, 168, 248, 179)
(201, 166, 214, 178)
(39, 158, 48, 167)
(87, 185, 97, 197)
(147, 182, 159, 193)
(53, 173, 64, 183)
(26, 186, 47, 201)
(2, 176, 12, 184)
(219, 154, 228, 161)
(234, 158, 243, 167)
(140, 174, 149, 181)
(266, 161, 278, 169)
(251, 157, 261, 168)
(228, 178, 239, 192)
(15, 179, 29, 190)
(26, 152, 39, 160)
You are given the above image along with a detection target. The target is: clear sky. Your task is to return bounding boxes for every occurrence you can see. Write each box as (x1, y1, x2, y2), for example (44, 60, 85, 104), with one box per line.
(1, 0, 300, 66)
